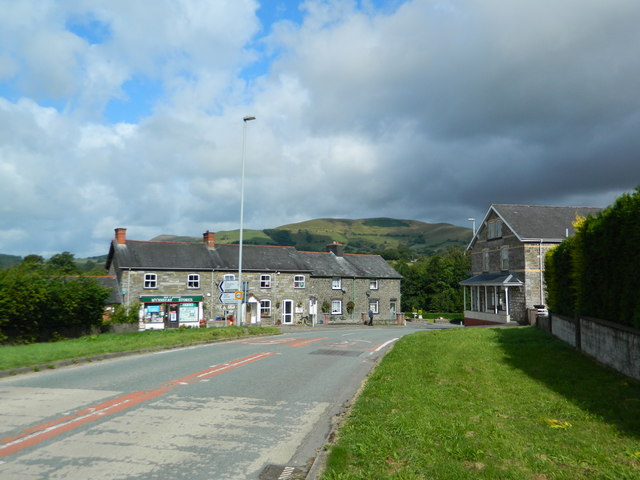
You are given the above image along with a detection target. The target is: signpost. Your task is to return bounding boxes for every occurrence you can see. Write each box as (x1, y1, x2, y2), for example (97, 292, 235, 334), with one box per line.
(219, 292, 239, 303)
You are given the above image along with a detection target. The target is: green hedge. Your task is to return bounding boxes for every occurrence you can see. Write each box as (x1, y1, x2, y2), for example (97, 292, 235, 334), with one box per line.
(545, 187, 640, 328)
(0, 268, 110, 343)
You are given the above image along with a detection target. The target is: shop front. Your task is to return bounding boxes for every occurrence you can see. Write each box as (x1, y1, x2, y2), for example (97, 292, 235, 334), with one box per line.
(140, 295, 203, 330)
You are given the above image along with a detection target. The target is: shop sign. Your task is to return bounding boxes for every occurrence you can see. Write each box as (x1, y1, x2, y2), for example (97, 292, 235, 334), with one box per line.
(140, 295, 203, 303)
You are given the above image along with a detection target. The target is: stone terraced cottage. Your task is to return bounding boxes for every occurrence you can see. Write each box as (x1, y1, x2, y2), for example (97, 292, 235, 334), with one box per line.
(106, 228, 402, 329)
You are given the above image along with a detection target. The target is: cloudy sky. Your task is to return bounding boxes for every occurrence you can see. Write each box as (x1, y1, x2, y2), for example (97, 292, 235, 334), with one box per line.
(1, 0, 639, 257)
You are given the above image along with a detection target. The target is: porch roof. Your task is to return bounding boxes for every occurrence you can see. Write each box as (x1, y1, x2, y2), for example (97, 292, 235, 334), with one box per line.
(459, 272, 524, 287)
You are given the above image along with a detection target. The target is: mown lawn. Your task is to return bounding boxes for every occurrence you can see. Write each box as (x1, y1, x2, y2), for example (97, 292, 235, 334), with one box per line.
(322, 327, 640, 479)
(0, 326, 279, 371)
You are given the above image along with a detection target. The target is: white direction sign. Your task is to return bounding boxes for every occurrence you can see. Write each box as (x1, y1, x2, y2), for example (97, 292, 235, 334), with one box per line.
(219, 292, 240, 303)
(219, 280, 240, 292)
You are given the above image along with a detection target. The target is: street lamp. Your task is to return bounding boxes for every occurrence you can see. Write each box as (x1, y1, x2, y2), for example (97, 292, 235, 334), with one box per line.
(468, 218, 476, 236)
(238, 115, 256, 326)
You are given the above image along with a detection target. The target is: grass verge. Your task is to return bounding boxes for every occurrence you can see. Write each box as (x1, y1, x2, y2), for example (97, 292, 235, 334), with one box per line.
(0, 326, 279, 371)
(322, 327, 640, 479)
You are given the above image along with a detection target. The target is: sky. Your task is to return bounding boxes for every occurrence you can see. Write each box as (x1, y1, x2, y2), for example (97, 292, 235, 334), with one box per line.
(1, 0, 639, 258)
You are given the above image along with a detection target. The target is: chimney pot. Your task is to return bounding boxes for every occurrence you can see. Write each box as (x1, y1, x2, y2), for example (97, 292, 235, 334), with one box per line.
(203, 231, 216, 248)
(115, 228, 127, 245)
(326, 241, 344, 257)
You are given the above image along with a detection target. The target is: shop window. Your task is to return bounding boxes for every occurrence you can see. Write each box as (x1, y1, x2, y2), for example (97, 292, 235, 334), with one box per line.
(260, 275, 271, 288)
(260, 299, 271, 317)
(187, 274, 200, 289)
(294, 275, 305, 288)
(144, 273, 157, 289)
(332, 277, 342, 289)
(331, 299, 342, 315)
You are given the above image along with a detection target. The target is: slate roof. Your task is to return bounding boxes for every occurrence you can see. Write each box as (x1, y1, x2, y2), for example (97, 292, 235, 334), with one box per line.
(470, 204, 602, 247)
(107, 240, 401, 279)
(459, 272, 524, 287)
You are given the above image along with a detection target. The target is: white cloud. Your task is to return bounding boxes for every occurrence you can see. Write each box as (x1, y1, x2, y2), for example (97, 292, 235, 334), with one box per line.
(0, 0, 639, 257)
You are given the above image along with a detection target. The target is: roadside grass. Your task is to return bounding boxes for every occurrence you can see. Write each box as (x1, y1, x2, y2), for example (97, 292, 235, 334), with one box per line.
(322, 327, 640, 479)
(0, 326, 279, 371)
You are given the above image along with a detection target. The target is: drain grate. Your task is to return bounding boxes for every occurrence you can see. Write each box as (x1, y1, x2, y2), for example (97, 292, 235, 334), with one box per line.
(310, 349, 363, 357)
(259, 464, 306, 479)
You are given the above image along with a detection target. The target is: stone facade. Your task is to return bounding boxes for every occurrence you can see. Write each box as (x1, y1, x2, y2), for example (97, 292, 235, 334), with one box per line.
(462, 204, 601, 325)
(106, 228, 402, 329)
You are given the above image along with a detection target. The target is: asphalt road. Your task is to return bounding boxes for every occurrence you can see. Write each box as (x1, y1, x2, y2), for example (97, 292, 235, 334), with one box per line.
(0, 322, 457, 479)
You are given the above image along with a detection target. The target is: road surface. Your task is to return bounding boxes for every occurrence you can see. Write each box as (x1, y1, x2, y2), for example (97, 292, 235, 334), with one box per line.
(0, 323, 455, 479)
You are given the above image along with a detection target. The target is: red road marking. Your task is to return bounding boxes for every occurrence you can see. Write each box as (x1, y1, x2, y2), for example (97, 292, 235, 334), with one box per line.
(287, 337, 328, 347)
(0, 352, 275, 458)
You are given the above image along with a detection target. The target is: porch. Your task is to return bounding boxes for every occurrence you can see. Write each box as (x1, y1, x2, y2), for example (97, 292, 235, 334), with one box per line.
(460, 273, 524, 326)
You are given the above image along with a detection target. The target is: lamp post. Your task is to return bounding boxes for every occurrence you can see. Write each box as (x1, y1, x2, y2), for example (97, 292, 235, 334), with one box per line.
(237, 115, 256, 326)
(468, 218, 476, 236)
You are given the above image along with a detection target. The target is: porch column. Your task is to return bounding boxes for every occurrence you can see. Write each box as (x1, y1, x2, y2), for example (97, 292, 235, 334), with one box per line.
(463, 286, 467, 311)
(505, 287, 510, 316)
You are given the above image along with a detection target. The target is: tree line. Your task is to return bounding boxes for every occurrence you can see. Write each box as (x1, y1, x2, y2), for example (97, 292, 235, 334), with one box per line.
(393, 246, 470, 313)
(545, 187, 640, 328)
(0, 253, 110, 343)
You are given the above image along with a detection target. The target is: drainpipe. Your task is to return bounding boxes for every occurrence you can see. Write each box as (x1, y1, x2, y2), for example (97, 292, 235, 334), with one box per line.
(539, 239, 544, 306)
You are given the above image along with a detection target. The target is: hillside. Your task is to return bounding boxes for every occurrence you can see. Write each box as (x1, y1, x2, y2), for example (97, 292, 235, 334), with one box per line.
(152, 217, 471, 256)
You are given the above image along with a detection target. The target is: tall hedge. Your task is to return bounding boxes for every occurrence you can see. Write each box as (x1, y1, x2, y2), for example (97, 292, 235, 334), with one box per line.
(0, 266, 110, 343)
(545, 187, 640, 328)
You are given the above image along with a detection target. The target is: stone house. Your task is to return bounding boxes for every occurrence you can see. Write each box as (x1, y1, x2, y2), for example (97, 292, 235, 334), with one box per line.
(106, 228, 402, 329)
(460, 204, 601, 326)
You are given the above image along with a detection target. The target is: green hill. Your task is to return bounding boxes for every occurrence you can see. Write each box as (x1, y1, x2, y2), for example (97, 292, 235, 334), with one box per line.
(151, 217, 471, 256)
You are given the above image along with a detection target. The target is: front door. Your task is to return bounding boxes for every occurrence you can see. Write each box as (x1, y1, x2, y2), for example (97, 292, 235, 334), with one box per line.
(165, 303, 180, 328)
(282, 300, 293, 324)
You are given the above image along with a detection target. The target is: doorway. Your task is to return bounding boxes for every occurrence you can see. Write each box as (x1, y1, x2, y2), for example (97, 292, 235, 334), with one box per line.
(282, 299, 293, 324)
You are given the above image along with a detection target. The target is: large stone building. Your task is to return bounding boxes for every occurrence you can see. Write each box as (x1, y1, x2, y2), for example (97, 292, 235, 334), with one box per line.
(106, 228, 402, 329)
(460, 204, 601, 326)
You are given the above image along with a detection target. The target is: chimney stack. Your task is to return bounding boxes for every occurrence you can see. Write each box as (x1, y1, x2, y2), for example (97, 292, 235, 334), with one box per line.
(326, 241, 344, 257)
(203, 231, 216, 249)
(115, 228, 127, 245)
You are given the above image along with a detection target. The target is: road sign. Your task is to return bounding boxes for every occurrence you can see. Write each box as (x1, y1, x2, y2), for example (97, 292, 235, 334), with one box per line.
(219, 280, 240, 292)
(219, 292, 239, 303)
(234, 290, 243, 300)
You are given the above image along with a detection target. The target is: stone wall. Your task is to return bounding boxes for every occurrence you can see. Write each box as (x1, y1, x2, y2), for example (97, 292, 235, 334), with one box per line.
(546, 313, 640, 381)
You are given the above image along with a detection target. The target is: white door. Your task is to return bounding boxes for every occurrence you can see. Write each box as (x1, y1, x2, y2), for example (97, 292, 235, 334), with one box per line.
(282, 300, 294, 324)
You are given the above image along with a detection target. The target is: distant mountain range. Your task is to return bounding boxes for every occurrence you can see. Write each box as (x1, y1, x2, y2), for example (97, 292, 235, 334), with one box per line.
(1, 218, 472, 270)
(153, 217, 471, 256)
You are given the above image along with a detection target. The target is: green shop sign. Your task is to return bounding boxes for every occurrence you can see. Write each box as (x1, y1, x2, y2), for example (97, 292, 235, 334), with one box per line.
(140, 295, 203, 303)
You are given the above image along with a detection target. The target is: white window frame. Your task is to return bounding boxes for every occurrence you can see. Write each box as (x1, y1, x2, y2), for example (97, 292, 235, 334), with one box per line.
(223, 274, 235, 281)
(369, 279, 379, 290)
(369, 300, 379, 314)
(144, 273, 157, 289)
(187, 274, 200, 289)
(260, 299, 271, 317)
(332, 277, 342, 290)
(260, 275, 271, 289)
(331, 299, 342, 315)
(293, 275, 305, 289)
